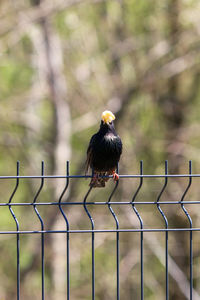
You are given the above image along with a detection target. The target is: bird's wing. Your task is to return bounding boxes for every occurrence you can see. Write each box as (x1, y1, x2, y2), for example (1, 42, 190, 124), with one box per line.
(85, 134, 96, 174)
(85, 147, 92, 174)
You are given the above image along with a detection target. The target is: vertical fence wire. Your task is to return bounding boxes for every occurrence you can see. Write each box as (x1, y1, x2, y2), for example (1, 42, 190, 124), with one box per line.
(107, 165, 120, 300)
(156, 161, 168, 300)
(131, 161, 144, 300)
(1, 161, 200, 299)
(180, 160, 193, 300)
(32, 161, 45, 300)
(58, 161, 70, 300)
(83, 186, 94, 299)
(8, 161, 20, 300)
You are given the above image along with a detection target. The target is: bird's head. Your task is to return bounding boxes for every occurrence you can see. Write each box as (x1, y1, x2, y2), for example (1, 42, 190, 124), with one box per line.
(101, 110, 115, 125)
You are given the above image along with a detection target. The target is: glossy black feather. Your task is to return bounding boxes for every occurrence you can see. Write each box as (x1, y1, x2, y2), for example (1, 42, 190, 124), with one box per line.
(86, 120, 122, 174)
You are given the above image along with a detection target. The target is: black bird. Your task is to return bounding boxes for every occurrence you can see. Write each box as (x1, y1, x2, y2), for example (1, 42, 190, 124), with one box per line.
(86, 110, 122, 187)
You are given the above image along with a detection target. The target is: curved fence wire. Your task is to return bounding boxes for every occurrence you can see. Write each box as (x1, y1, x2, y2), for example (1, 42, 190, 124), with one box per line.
(0, 160, 200, 300)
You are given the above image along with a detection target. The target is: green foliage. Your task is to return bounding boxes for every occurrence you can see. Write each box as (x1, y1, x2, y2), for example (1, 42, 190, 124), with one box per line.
(0, 59, 33, 99)
(0, 0, 200, 299)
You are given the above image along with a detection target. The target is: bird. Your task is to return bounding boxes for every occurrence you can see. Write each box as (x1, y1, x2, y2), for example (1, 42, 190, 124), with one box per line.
(85, 110, 122, 187)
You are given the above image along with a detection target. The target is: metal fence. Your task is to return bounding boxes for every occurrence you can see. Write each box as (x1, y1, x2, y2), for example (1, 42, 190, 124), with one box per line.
(0, 160, 200, 300)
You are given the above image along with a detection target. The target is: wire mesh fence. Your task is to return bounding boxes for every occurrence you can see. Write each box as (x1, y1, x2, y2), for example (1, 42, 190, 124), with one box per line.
(0, 160, 200, 300)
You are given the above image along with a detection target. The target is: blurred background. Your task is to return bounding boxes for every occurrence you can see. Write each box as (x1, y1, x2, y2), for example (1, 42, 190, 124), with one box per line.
(0, 0, 200, 299)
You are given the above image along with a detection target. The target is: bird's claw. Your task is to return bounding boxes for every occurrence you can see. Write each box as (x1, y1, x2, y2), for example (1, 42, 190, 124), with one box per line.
(112, 171, 119, 181)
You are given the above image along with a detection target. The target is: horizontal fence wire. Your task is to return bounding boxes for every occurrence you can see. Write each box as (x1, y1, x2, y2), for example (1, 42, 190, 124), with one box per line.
(0, 160, 200, 300)
(1, 160, 199, 236)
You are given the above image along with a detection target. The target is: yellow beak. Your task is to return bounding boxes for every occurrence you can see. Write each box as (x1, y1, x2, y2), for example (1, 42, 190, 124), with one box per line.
(101, 110, 115, 124)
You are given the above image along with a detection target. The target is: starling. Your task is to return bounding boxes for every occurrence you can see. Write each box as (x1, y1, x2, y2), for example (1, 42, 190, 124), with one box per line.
(86, 110, 122, 187)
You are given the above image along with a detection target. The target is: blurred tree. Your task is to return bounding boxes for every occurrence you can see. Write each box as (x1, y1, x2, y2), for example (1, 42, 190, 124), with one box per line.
(0, 0, 200, 299)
